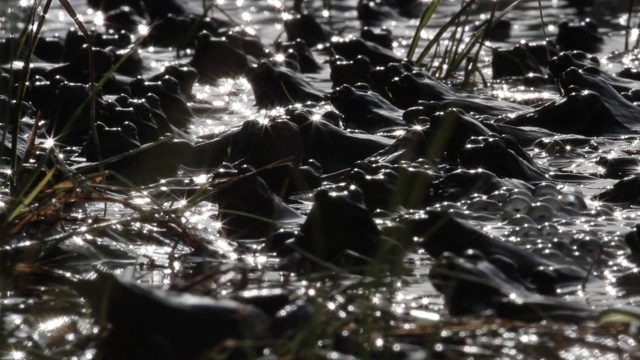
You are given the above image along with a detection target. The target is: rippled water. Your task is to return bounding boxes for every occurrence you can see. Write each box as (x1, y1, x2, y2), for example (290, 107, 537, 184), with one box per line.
(3, 0, 640, 358)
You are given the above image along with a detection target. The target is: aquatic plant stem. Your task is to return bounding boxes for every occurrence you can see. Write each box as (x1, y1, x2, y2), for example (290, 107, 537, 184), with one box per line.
(626, 0, 634, 51)
(537, 0, 551, 62)
(581, 246, 602, 290)
(407, 0, 441, 61)
(10, 0, 52, 193)
(58, 0, 107, 214)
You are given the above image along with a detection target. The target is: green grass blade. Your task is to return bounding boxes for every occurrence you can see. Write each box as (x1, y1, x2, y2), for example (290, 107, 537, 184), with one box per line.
(445, 0, 525, 78)
(8, 166, 55, 222)
(415, 0, 476, 65)
(407, 0, 441, 61)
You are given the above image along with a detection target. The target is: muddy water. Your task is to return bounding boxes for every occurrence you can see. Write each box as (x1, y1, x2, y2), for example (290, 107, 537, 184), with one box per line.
(3, 0, 640, 359)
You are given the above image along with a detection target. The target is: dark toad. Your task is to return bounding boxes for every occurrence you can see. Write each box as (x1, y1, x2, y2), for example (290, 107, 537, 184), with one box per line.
(284, 13, 331, 48)
(71, 272, 270, 360)
(556, 19, 603, 53)
(386, 70, 531, 115)
(331, 36, 401, 67)
(329, 56, 374, 89)
(274, 39, 322, 73)
(503, 89, 633, 136)
(289, 108, 394, 173)
(247, 61, 324, 108)
(129, 76, 193, 130)
(558, 67, 640, 133)
(459, 136, 548, 182)
(430, 252, 594, 322)
(83, 122, 192, 184)
(430, 168, 533, 203)
(189, 31, 258, 83)
(214, 167, 302, 240)
(347, 161, 435, 210)
(402, 210, 589, 294)
(289, 186, 402, 265)
(491, 40, 559, 80)
(329, 83, 405, 133)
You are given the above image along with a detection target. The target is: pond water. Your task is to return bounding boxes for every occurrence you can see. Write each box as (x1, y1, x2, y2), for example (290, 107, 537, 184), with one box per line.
(3, 0, 640, 359)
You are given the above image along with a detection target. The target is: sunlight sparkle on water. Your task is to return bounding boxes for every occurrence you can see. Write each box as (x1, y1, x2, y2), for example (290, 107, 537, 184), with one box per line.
(409, 309, 440, 322)
(93, 11, 104, 26)
(7, 351, 25, 360)
(138, 24, 150, 35)
(43, 137, 55, 149)
(37, 316, 70, 333)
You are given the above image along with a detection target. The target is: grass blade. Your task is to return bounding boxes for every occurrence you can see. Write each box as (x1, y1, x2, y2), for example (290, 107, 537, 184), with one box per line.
(415, 0, 476, 65)
(407, 0, 441, 61)
(8, 166, 55, 222)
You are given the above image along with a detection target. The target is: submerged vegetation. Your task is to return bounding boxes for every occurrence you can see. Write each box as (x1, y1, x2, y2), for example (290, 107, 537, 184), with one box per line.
(2, 0, 640, 358)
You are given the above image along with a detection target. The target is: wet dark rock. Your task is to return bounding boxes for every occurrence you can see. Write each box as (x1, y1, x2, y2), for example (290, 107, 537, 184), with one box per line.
(329, 56, 374, 89)
(247, 60, 324, 108)
(361, 27, 393, 49)
(274, 39, 322, 73)
(429, 252, 594, 321)
(556, 19, 603, 53)
(129, 76, 193, 129)
(331, 36, 401, 67)
(72, 272, 270, 360)
(214, 167, 302, 239)
(284, 14, 331, 47)
(189, 31, 257, 83)
(329, 84, 405, 133)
